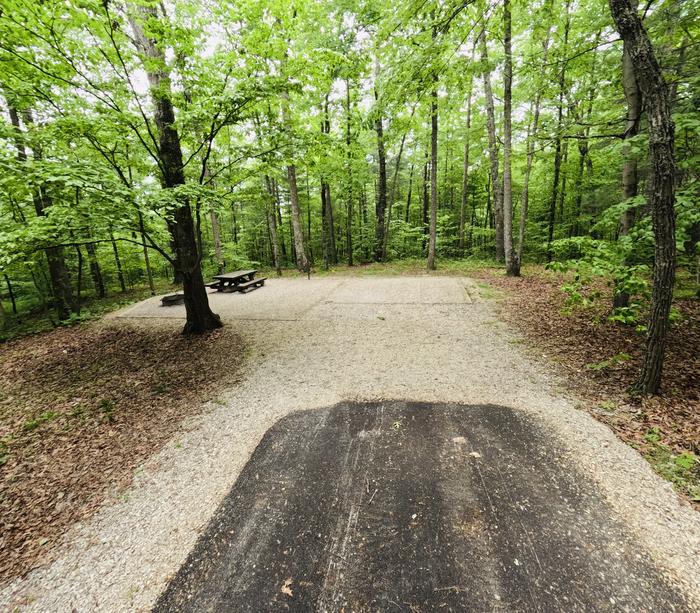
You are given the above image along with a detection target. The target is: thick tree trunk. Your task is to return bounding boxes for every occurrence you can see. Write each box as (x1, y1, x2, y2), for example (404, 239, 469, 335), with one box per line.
(609, 0, 676, 394)
(480, 30, 504, 262)
(503, 0, 518, 276)
(427, 83, 438, 271)
(130, 6, 221, 333)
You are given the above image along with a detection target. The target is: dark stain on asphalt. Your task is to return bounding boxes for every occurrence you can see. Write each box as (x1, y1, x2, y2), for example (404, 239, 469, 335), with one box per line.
(154, 402, 689, 612)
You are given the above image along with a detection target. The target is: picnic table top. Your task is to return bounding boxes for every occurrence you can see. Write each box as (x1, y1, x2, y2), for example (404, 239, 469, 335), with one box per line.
(213, 269, 257, 281)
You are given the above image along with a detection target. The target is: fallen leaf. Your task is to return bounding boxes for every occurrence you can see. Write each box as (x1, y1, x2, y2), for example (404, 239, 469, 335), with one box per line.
(281, 578, 293, 597)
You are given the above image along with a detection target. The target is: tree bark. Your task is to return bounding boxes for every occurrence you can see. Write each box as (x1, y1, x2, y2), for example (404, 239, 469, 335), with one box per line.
(138, 211, 155, 294)
(427, 82, 439, 271)
(480, 30, 504, 261)
(614, 18, 643, 309)
(4, 275, 17, 315)
(345, 78, 354, 266)
(264, 176, 282, 276)
(374, 75, 388, 262)
(609, 0, 677, 394)
(130, 5, 221, 333)
(405, 164, 414, 224)
(422, 151, 429, 255)
(85, 240, 106, 298)
(286, 164, 309, 271)
(459, 84, 473, 255)
(503, 0, 518, 276)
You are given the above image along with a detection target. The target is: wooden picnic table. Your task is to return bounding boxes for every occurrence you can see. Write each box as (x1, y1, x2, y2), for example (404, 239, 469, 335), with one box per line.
(208, 269, 267, 293)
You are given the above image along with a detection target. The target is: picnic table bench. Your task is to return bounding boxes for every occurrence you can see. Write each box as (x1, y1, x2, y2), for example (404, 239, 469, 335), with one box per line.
(208, 269, 267, 293)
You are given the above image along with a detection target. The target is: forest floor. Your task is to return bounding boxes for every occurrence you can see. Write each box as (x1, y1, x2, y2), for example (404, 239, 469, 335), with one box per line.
(475, 266, 700, 504)
(1, 271, 698, 611)
(0, 320, 244, 584)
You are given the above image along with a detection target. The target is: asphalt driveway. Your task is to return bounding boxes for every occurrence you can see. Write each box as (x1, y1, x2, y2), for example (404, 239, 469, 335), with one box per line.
(155, 402, 688, 612)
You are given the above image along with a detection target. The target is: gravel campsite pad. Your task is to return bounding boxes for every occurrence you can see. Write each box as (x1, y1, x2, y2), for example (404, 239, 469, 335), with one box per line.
(1, 276, 699, 611)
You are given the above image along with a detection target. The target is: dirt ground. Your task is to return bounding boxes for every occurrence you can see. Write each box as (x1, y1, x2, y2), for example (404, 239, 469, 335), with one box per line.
(1, 276, 699, 611)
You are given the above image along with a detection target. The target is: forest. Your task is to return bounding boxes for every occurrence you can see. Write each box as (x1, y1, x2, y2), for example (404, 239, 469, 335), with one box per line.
(0, 0, 698, 394)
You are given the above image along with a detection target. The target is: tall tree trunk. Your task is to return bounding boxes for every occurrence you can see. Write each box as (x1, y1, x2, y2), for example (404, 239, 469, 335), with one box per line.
(321, 175, 330, 269)
(138, 212, 155, 294)
(74, 241, 84, 315)
(405, 164, 414, 223)
(558, 138, 569, 224)
(0, 292, 6, 331)
(459, 84, 473, 255)
(4, 275, 17, 315)
(265, 176, 282, 276)
(374, 72, 388, 262)
(427, 77, 439, 271)
(286, 164, 309, 271)
(480, 30, 504, 261)
(272, 181, 288, 263)
(323, 97, 337, 264)
(130, 6, 221, 333)
(614, 19, 643, 309)
(326, 183, 337, 264)
(609, 0, 676, 394)
(422, 152, 429, 255)
(546, 0, 572, 262)
(85, 240, 106, 298)
(503, 0, 518, 276)
(109, 228, 127, 294)
(345, 78, 354, 266)
(278, 84, 309, 272)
